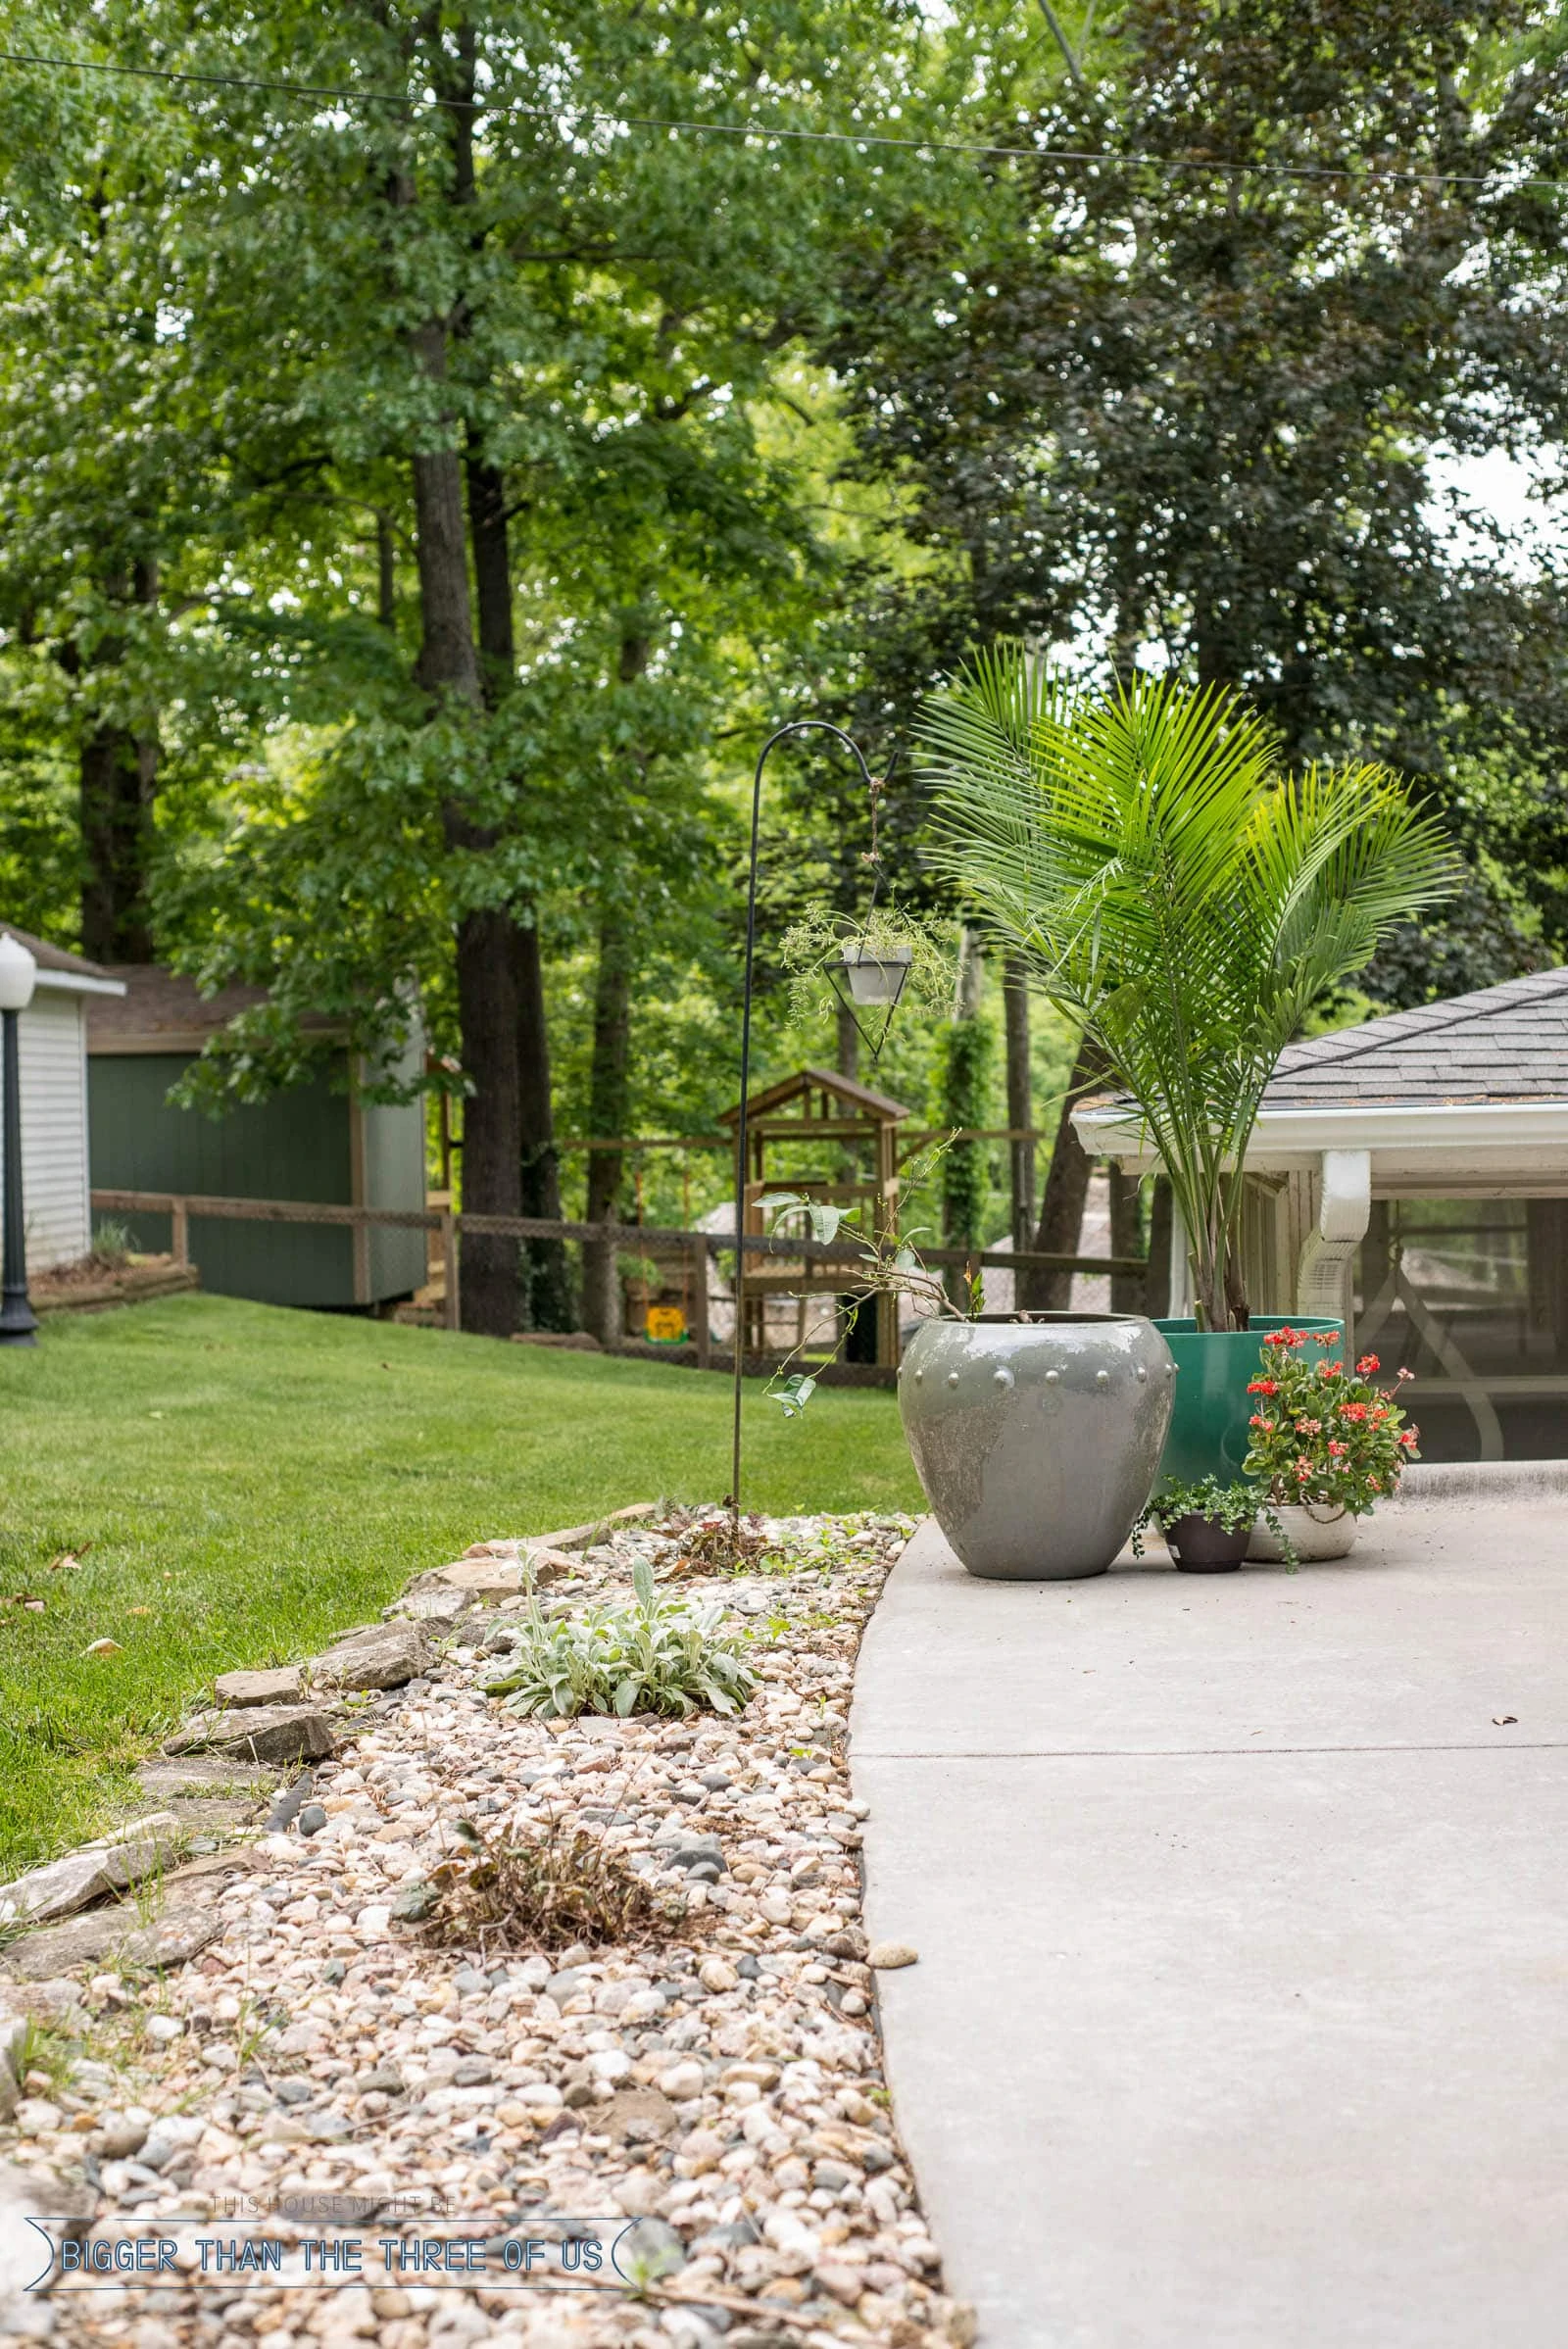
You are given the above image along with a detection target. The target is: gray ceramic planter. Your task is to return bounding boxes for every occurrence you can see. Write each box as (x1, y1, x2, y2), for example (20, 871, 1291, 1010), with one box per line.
(898, 1313, 1176, 1581)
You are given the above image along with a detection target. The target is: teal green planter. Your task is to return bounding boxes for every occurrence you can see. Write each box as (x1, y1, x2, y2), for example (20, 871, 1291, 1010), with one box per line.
(1152, 1318, 1345, 1489)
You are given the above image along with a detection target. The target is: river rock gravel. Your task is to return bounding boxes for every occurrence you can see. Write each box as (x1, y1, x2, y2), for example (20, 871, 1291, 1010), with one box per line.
(1, 1511, 973, 2349)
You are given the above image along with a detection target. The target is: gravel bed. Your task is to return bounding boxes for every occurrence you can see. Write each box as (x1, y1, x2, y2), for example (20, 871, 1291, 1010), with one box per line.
(4, 1512, 973, 2349)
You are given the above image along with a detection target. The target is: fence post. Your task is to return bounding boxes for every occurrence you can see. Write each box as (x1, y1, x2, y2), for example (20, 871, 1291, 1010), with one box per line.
(691, 1238, 710, 1368)
(171, 1199, 189, 1269)
(441, 1209, 460, 1332)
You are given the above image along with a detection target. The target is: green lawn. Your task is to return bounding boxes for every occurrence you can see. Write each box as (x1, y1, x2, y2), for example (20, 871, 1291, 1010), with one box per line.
(0, 1293, 919, 1879)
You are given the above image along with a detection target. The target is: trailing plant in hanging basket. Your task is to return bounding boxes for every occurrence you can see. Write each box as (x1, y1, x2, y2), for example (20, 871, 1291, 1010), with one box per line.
(778, 901, 954, 1034)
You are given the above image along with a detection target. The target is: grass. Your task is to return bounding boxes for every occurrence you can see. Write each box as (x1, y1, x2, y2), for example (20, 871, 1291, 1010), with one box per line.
(0, 1292, 920, 1879)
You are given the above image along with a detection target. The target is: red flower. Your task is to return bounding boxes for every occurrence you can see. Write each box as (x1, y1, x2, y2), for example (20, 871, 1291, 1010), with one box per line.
(1397, 1366, 1413, 1381)
(1327, 1439, 1348, 1457)
(1356, 1353, 1380, 1375)
(1341, 1400, 1368, 1422)
(1316, 1360, 1342, 1380)
(1398, 1428, 1418, 1447)
(1248, 1378, 1279, 1395)
(1265, 1326, 1305, 1347)
(1295, 1459, 1312, 1480)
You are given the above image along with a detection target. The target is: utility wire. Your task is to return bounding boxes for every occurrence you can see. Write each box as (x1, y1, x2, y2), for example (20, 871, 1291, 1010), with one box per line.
(2, 43, 1566, 196)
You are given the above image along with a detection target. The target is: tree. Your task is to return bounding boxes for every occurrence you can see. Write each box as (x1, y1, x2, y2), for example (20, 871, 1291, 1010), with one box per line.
(824, 0, 1568, 988)
(923, 650, 1455, 1331)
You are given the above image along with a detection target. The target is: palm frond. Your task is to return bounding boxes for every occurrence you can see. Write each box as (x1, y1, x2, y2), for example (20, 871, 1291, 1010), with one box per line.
(917, 644, 1456, 1329)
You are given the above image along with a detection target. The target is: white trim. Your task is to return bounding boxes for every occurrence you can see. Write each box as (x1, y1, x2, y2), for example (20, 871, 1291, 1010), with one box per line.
(1075, 1096, 1568, 1170)
(33, 968, 127, 999)
(1297, 1149, 1370, 1329)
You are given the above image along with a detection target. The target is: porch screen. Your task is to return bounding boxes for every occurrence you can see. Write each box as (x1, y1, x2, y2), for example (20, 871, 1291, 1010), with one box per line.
(1354, 1198, 1568, 1462)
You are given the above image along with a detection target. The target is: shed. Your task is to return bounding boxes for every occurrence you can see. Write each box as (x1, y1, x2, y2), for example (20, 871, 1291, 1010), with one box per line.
(718, 1065, 908, 1366)
(0, 927, 125, 1272)
(1075, 966, 1568, 1461)
(86, 968, 427, 1311)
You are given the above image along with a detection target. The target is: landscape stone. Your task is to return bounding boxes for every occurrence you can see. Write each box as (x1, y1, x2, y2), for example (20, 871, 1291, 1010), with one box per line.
(213, 1665, 304, 1707)
(165, 1705, 335, 1764)
(615, 2216, 687, 2283)
(596, 2085, 680, 2144)
(0, 2159, 93, 2320)
(0, 1902, 221, 1982)
(134, 1757, 273, 1799)
(433, 1556, 523, 1597)
(386, 1579, 472, 1627)
(867, 1939, 919, 1970)
(298, 1804, 327, 1836)
(311, 1620, 429, 1691)
(0, 1816, 179, 1929)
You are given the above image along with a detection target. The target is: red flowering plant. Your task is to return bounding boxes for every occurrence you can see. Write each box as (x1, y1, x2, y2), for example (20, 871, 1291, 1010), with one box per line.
(1242, 1328, 1419, 1515)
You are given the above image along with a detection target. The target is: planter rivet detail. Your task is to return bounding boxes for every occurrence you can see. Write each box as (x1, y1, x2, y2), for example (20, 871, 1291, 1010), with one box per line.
(947, 1371, 960, 1387)
(1096, 1369, 1109, 1387)
(1045, 1369, 1059, 1385)
(993, 1367, 1014, 1390)
(1136, 1364, 1148, 1382)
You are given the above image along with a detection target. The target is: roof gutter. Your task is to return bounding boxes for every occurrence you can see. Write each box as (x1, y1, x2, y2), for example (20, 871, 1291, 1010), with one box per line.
(33, 969, 127, 999)
(1073, 1096, 1568, 1168)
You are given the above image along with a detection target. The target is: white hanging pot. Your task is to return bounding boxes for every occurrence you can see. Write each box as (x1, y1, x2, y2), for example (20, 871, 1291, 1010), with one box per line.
(1248, 1503, 1358, 1563)
(838, 941, 912, 1007)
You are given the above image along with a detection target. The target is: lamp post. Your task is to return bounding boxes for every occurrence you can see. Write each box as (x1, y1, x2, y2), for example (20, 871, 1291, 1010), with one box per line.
(730, 721, 908, 1519)
(0, 933, 38, 1346)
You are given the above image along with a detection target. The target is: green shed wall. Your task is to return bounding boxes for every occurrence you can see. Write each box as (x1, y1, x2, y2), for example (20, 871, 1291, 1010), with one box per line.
(88, 1052, 420, 1307)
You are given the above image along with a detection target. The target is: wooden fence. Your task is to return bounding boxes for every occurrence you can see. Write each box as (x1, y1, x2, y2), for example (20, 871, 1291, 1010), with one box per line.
(90, 1187, 1148, 1365)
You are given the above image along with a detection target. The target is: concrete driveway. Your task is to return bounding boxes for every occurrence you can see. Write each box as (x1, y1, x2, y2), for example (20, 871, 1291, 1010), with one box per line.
(852, 1492, 1568, 2348)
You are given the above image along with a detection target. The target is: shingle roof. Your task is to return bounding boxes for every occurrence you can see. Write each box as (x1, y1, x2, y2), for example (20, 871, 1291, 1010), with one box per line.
(1263, 966, 1568, 1109)
(86, 966, 342, 1052)
(0, 925, 115, 983)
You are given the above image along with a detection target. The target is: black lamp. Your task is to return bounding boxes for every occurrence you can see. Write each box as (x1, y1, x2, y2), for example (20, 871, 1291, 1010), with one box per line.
(0, 932, 38, 1346)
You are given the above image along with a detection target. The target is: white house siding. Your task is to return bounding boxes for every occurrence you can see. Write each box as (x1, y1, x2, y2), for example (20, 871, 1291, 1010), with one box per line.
(0, 990, 91, 1270)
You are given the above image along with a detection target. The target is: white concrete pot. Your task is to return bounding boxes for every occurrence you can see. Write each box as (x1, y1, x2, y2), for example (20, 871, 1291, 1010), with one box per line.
(1248, 1504, 1358, 1562)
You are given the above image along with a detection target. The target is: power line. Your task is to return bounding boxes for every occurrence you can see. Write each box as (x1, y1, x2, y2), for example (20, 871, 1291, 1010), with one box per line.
(2, 43, 1566, 197)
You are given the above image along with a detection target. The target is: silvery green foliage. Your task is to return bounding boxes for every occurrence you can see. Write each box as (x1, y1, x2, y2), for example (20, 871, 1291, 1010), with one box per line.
(484, 1558, 758, 1722)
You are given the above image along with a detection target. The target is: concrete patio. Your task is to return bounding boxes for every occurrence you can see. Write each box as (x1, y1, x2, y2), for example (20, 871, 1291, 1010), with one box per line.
(853, 1481, 1568, 2347)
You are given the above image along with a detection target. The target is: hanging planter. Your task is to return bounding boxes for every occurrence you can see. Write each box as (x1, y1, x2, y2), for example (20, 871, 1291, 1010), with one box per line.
(836, 939, 913, 1008)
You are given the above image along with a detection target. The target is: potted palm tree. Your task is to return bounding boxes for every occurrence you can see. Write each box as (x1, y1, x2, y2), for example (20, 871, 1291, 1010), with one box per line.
(919, 650, 1454, 1481)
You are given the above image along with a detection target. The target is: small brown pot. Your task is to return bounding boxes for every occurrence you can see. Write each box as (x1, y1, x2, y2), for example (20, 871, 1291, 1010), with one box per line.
(1162, 1510, 1253, 1572)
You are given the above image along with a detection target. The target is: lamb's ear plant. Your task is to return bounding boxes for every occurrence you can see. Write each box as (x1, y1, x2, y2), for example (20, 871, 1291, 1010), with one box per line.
(484, 1557, 758, 1721)
(920, 647, 1456, 1332)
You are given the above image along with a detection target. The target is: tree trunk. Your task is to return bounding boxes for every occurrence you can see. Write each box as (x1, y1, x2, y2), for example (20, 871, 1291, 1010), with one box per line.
(452, 907, 521, 1336)
(462, 435, 574, 1330)
(1144, 1175, 1173, 1317)
(375, 512, 396, 629)
(1003, 952, 1034, 1250)
(835, 999, 859, 1082)
(80, 725, 158, 962)
(514, 918, 575, 1329)
(408, 310, 520, 1336)
(1016, 1035, 1105, 1311)
(78, 559, 160, 963)
(1108, 1164, 1145, 1313)
(940, 929, 990, 1307)
(581, 913, 633, 1346)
